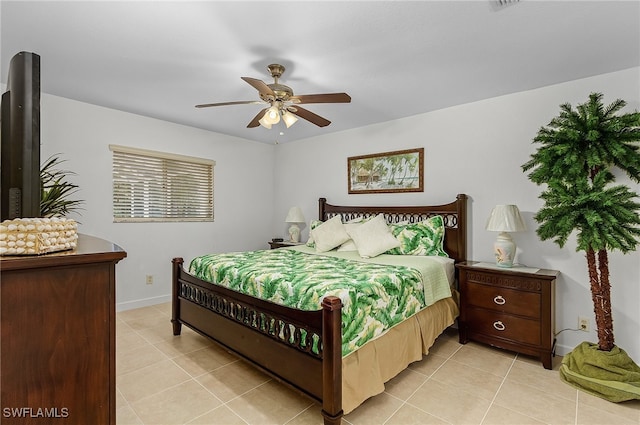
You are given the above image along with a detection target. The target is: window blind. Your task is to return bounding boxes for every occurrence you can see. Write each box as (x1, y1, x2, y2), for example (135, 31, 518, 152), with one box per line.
(109, 145, 214, 222)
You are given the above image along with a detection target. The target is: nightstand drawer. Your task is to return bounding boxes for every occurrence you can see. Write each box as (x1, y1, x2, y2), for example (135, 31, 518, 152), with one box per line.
(464, 282, 540, 319)
(457, 262, 559, 369)
(466, 307, 541, 346)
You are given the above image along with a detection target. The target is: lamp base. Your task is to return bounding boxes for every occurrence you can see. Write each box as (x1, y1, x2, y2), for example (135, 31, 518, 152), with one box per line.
(494, 232, 516, 267)
(288, 224, 301, 243)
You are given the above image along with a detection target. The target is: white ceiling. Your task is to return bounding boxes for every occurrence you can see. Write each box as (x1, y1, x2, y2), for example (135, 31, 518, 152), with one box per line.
(2, 1, 639, 144)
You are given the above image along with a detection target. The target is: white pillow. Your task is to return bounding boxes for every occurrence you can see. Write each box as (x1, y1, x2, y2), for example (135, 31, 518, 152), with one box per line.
(337, 223, 362, 252)
(305, 219, 323, 247)
(337, 240, 358, 251)
(311, 215, 350, 253)
(346, 216, 364, 224)
(346, 213, 400, 258)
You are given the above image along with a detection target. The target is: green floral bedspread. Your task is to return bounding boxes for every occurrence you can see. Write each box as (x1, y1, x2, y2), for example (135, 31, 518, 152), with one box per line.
(189, 248, 451, 356)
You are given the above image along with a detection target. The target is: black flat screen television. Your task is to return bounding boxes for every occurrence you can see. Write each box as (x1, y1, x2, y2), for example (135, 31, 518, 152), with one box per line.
(1, 51, 41, 220)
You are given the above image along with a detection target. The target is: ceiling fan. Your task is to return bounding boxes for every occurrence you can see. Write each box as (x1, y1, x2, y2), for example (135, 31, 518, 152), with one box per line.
(195, 64, 351, 129)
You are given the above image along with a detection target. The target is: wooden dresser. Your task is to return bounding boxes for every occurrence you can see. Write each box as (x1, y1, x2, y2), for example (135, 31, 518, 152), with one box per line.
(0, 234, 126, 424)
(456, 261, 558, 369)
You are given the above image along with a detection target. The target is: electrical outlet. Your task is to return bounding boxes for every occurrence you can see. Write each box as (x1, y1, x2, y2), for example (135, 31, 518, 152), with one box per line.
(145, 275, 153, 285)
(578, 316, 589, 332)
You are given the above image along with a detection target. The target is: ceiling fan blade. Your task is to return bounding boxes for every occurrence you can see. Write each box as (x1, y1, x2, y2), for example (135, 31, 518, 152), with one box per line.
(289, 106, 331, 127)
(290, 93, 351, 104)
(195, 100, 263, 108)
(247, 108, 269, 128)
(241, 77, 275, 97)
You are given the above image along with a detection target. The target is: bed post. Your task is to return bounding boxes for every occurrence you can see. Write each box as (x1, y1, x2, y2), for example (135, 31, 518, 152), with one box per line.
(321, 295, 343, 425)
(456, 193, 468, 263)
(319, 197, 327, 221)
(171, 257, 183, 336)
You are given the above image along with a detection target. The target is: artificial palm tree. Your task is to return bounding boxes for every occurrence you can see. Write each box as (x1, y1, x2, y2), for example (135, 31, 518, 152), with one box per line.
(40, 155, 83, 217)
(522, 92, 640, 401)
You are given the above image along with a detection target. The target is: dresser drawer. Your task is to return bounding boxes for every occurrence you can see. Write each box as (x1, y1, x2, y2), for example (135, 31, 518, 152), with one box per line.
(466, 307, 541, 346)
(464, 281, 541, 319)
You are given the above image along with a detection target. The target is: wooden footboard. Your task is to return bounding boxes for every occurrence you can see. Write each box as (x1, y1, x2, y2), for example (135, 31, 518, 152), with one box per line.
(171, 257, 344, 425)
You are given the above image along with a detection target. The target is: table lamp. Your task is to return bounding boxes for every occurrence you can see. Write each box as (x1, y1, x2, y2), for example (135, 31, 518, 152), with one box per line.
(485, 204, 527, 267)
(285, 206, 305, 243)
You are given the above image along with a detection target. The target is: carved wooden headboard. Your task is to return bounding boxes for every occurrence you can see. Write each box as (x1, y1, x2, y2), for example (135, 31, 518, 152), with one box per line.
(318, 194, 467, 264)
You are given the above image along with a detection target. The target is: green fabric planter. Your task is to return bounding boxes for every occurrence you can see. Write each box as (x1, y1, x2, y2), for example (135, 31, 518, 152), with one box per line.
(560, 341, 640, 402)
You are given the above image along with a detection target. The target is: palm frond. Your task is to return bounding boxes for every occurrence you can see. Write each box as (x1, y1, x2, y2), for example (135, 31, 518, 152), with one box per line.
(40, 155, 84, 218)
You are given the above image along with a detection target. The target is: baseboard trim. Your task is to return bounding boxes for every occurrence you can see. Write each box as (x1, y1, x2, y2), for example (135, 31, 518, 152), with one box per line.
(554, 343, 574, 357)
(116, 294, 171, 312)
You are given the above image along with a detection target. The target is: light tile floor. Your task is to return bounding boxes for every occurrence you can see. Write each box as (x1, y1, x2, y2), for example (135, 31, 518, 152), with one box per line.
(116, 303, 640, 425)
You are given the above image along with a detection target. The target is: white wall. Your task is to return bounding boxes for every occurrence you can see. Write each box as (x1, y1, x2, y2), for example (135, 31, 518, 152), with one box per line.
(20, 67, 640, 361)
(274, 67, 640, 361)
(39, 94, 276, 310)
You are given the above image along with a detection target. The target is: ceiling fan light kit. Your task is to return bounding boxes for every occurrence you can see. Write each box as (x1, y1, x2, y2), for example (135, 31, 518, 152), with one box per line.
(196, 63, 351, 130)
(281, 110, 298, 128)
(258, 117, 272, 129)
(259, 105, 281, 128)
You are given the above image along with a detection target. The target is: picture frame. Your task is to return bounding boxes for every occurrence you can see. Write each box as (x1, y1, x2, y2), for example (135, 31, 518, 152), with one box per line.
(348, 148, 424, 194)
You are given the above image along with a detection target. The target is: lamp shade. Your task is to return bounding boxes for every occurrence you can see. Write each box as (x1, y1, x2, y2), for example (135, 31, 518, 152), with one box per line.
(265, 106, 281, 124)
(486, 204, 526, 267)
(285, 206, 305, 243)
(281, 110, 298, 128)
(285, 206, 305, 223)
(485, 205, 527, 232)
(258, 115, 272, 129)
(259, 106, 281, 129)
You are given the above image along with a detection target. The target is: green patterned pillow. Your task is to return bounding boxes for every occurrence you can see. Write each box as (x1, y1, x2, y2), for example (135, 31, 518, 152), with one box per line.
(386, 215, 448, 257)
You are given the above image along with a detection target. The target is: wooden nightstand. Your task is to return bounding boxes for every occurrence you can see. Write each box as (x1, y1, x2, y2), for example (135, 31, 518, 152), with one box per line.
(268, 241, 303, 249)
(456, 261, 559, 369)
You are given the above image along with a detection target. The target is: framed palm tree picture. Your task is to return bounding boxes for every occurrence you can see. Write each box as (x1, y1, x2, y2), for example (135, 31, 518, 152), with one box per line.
(348, 148, 424, 194)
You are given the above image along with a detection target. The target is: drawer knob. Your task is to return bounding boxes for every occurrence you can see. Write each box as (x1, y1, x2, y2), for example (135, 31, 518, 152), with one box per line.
(493, 295, 506, 305)
(493, 321, 506, 331)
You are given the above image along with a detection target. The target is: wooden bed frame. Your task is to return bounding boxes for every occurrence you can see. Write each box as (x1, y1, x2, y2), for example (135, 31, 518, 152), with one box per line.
(171, 194, 467, 425)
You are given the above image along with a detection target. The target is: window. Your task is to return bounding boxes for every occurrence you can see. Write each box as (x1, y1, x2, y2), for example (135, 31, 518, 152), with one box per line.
(110, 145, 214, 222)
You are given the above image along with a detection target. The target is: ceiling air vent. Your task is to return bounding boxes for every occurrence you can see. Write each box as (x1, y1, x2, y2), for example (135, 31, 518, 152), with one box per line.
(493, 0, 520, 9)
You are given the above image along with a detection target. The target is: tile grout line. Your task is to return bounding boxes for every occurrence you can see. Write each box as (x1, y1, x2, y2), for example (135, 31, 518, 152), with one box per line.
(282, 404, 316, 425)
(119, 312, 250, 424)
(574, 389, 579, 425)
(164, 310, 316, 425)
(120, 306, 293, 419)
(116, 304, 640, 424)
(118, 303, 313, 425)
(151, 317, 266, 423)
(479, 354, 568, 425)
(185, 404, 250, 425)
(213, 379, 277, 425)
(117, 310, 215, 421)
(118, 306, 264, 425)
(386, 340, 464, 425)
(114, 385, 146, 425)
(477, 353, 517, 425)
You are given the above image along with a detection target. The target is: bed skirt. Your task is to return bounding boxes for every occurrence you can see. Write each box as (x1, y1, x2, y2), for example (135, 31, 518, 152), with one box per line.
(342, 293, 459, 413)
